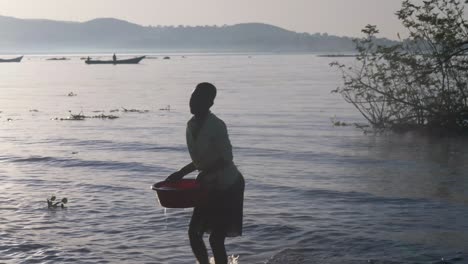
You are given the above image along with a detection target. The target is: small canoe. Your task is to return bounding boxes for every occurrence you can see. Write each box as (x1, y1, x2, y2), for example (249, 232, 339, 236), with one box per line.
(85, 56, 145, 65)
(0, 56, 23, 63)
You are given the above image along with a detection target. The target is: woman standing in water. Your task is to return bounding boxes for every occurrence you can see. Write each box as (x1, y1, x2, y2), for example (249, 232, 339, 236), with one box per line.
(166, 82, 245, 264)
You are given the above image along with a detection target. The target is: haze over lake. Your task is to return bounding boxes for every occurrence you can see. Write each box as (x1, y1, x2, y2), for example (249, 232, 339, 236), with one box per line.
(0, 15, 397, 53)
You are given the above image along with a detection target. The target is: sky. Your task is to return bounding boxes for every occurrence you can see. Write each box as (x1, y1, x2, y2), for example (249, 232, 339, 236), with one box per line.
(0, 0, 412, 39)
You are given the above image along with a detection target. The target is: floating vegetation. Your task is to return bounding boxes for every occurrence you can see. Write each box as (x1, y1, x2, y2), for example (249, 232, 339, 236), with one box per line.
(90, 114, 119, 119)
(68, 92, 77, 97)
(331, 116, 371, 131)
(332, 120, 349, 126)
(109, 109, 120, 113)
(163, 56, 171, 60)
(68, 111, 85, 120)
(354, 123, 371, 129)
(52, 111, 85, 121)
(52, 117, 83, 121)
(53, 111, 119, 121)
(331, 116, 350, 127)
(159, 105, 171, 111)
(92, 110, 104, 113)
(47, 195, 68, 209)
(29, 109, 39, 112)
(317, 54, 357, 58)
(47, 57, 70, 61)
(121, 107, 149, 113)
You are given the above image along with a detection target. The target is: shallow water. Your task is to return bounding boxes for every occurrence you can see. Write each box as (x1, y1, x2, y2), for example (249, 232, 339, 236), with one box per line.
(1, 54, 468, 264)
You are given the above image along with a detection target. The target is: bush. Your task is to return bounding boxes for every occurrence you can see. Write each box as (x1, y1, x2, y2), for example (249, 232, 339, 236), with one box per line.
(332, 0, 468, 134)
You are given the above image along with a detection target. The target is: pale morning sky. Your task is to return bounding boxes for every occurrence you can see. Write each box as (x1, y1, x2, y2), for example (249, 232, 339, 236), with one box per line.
(0, 0, 417, 39)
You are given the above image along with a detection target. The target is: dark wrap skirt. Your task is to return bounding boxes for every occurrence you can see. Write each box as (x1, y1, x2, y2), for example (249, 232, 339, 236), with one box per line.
(190, 173, 245, 237)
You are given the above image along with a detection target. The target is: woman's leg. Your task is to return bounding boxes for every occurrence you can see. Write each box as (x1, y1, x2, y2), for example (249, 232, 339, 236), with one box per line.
(209, 231, 227, 264)
(189, 214, 209, 264)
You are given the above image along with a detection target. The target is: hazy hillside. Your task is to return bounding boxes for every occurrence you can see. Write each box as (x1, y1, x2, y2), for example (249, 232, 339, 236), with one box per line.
(0, 15, 393, 53)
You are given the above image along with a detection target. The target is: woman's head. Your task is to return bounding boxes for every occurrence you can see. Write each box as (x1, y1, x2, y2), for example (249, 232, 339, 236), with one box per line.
(190, 82, 217, 116)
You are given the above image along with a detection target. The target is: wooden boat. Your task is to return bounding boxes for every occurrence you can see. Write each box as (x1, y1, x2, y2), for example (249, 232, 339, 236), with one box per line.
(0, 56, 23, 63)
(85, 56, 145, 65)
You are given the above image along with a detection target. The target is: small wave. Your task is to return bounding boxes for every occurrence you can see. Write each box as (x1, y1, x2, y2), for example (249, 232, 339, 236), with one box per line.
(0, 242, 46, 252)
(250, 180, 433, 207)
(11, 156, 55, 163)
(54, 138, 187, 153)
(266, 249, 305, 264)
(235, 146, 396, 166)
(8, 155, 163, 172)
(73, 182, 137, 192)
(236, 146, 328, 163)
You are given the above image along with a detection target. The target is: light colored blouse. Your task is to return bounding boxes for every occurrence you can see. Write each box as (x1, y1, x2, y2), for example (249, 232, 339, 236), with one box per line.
(186, 112, 240, 189)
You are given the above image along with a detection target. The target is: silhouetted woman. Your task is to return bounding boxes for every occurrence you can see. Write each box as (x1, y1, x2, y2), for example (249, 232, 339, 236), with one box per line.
(166, 82, 245, 264)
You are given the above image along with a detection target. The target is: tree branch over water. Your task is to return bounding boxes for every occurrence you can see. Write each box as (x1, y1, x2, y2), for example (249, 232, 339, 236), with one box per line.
(332, 0, 468, 134)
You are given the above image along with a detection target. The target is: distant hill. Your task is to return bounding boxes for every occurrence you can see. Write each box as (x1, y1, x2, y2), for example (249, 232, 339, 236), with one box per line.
(0, 15, 395, 53)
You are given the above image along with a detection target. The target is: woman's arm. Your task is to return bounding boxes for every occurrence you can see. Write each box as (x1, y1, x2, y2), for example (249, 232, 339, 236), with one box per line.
(214, 120, 233, 163)
(165, 162, 197, 182)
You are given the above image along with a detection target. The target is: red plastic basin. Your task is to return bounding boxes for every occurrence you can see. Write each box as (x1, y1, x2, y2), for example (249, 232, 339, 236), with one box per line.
(152, 179, 207, 208)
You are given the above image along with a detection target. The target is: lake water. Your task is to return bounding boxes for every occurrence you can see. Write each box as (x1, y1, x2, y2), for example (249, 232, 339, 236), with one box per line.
(1, 54, 468, 264)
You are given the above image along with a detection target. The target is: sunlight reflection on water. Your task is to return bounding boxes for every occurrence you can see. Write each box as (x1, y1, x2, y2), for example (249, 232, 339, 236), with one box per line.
(0, 54, 467, 263)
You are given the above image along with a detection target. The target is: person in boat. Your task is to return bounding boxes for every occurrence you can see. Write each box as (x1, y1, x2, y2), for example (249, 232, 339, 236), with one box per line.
(166, 82, 245, 264)
(113, 53, 117, 62)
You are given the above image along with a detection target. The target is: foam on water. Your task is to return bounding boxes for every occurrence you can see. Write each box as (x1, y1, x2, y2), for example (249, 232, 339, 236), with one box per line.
(205, 255, 239, 264)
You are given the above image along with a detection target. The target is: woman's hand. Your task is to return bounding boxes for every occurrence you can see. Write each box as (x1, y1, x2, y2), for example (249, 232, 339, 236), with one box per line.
(164, 162, 196, 182)
(196, 170, 208, 182)
(165, 171, 184, 182)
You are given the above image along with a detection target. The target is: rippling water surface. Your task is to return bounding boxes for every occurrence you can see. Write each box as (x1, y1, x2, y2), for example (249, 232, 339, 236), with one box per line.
(1, 54, 468, 264)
